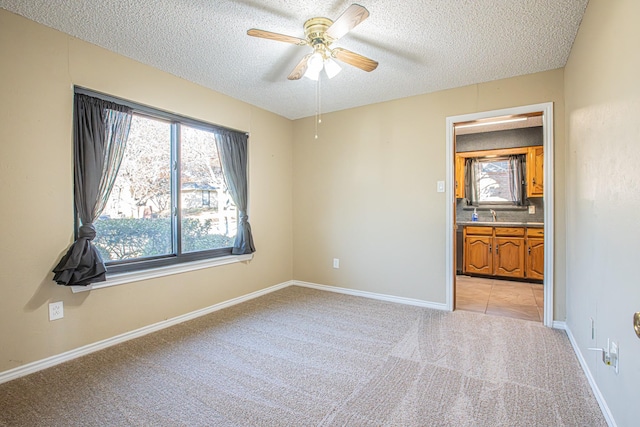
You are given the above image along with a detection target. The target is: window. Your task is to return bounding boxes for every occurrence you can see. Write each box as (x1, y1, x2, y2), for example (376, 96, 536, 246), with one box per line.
(78, 90, 250, 274)
(476, 158, 512, 203)
(201, 190, 211, 207)
(466, 155, 525, 206)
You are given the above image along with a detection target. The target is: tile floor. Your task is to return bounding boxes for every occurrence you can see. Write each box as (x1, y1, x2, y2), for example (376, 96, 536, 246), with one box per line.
(455, 275, 544, 322)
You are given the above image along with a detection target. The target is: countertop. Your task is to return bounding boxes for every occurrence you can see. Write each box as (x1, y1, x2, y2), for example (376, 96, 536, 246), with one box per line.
(457, 221, 544, 228)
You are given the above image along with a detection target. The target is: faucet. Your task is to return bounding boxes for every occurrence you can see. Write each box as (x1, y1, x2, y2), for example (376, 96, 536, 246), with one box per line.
(490, 209, 497, 222)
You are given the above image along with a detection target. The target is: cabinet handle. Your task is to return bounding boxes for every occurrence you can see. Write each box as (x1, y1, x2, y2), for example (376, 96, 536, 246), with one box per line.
(496, 246, 498, 254)
(528, 247, 531, 255)
(532, 177, 536, 185)
(489, 244, 491, 252)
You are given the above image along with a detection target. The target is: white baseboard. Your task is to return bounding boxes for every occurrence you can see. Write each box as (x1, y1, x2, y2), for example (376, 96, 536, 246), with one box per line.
(552, 320, 567, 330)
(0, 281, 293, 385)
(293, 280, 449, 311)
(564, 325, 616, 427)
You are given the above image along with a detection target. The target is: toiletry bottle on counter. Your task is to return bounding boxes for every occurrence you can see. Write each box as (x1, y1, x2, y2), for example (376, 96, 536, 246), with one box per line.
(472, 208, 478, 222)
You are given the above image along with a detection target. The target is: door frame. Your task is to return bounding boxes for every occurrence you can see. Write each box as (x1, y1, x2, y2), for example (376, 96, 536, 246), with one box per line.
(445, 102, 555, 327)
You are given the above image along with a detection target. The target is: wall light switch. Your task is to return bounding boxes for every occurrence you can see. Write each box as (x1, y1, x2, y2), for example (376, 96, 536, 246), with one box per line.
(437, 181, 445, 193)
(333, 258, 340, 269)
(528, 205, 536, 214)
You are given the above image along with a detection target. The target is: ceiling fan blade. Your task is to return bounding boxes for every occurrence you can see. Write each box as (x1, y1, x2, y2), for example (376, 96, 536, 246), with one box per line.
(332, 47, 378, 72)
(326, 4, 370, 40)
(247, 29, 307, 46)
(288, 54, 312, 80)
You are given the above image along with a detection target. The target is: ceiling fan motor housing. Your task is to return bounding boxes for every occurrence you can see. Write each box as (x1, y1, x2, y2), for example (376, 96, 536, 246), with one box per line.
(304, 17, 334, 50)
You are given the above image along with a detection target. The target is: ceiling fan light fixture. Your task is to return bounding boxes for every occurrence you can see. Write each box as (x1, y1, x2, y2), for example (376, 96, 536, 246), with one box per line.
(324, 57, 342, 79)
(304, 52, 324, 80)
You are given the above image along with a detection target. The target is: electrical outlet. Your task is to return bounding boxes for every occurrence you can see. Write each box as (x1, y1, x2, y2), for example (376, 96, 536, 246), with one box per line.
(333, 258, 340, 269)
(588, 339, 619, 373)
(528, 205, 536, 214)
(49, 301, 64, 321)
(610, 341, 619, 374)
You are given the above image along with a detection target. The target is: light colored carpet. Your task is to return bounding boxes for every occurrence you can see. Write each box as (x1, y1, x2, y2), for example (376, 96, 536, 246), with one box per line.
(0, 286, 605, 426)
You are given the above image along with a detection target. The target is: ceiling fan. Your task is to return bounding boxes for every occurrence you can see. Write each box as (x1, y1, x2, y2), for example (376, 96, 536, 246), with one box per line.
(247, 3, 378, 81)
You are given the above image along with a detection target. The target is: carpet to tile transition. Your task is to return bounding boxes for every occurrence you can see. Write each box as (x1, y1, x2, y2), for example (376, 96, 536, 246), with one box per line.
(0, 286, 605, 426)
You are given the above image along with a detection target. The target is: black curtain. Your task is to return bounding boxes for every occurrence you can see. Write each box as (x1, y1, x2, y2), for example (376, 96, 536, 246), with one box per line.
(215, 130, 255, 255)
(508, 154, 526, 206)
(464, 158, 478, 206)
(53, 94, 132, 286)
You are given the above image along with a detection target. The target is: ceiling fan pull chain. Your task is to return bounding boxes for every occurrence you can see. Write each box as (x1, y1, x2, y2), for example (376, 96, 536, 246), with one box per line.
(318, 77, 322, 125)
(315, 78, 322, 139)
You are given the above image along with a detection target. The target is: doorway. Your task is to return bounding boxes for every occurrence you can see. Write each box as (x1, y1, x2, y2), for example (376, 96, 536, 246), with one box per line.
(445, 103, 554, 327)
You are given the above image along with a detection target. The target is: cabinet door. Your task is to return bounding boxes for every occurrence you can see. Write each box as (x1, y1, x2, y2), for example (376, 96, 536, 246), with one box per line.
(494, 237, 525, 278)
(527, 146, 544, 197)
(527, 237, 544, 280)
(455, 154, 465, 199)
(464, 235, 492, 275)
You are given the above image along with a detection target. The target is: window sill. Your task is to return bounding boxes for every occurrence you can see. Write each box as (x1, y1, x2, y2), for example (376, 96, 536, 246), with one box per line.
(70, 253, 253, 293)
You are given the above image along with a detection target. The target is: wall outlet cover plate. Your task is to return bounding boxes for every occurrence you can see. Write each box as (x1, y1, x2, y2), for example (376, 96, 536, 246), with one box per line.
(49, 301, 64, 321)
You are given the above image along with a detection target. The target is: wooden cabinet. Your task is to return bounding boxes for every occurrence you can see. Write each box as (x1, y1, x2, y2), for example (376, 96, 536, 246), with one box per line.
(526, 228, 544, 280)
(464, 226, 493, 274)
(527, 146, 544, 197)
(463, 225, 541, 280)
(455, 154, 465, 199)
(493, 227, 525, 278)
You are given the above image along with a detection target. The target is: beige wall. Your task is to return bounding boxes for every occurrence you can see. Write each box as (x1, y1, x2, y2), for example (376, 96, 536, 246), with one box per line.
(293, 69, 566, 319)
(3, 1, 634, 422)
(1, 7, 573, 378)
(564, 0, 640, 425)
(0, 10, 293, 373)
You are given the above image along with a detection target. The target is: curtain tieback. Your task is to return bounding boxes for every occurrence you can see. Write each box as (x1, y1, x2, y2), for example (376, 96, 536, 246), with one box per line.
(239, 212, 249, 224)
(78, 224, 97, 240)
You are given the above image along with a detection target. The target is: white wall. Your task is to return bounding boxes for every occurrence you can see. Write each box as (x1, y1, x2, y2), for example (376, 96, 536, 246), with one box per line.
(564, 0, 640, 425)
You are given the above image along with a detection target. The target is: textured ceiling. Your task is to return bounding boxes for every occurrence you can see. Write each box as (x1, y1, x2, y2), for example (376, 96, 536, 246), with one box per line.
(1, 0, 588, 120)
